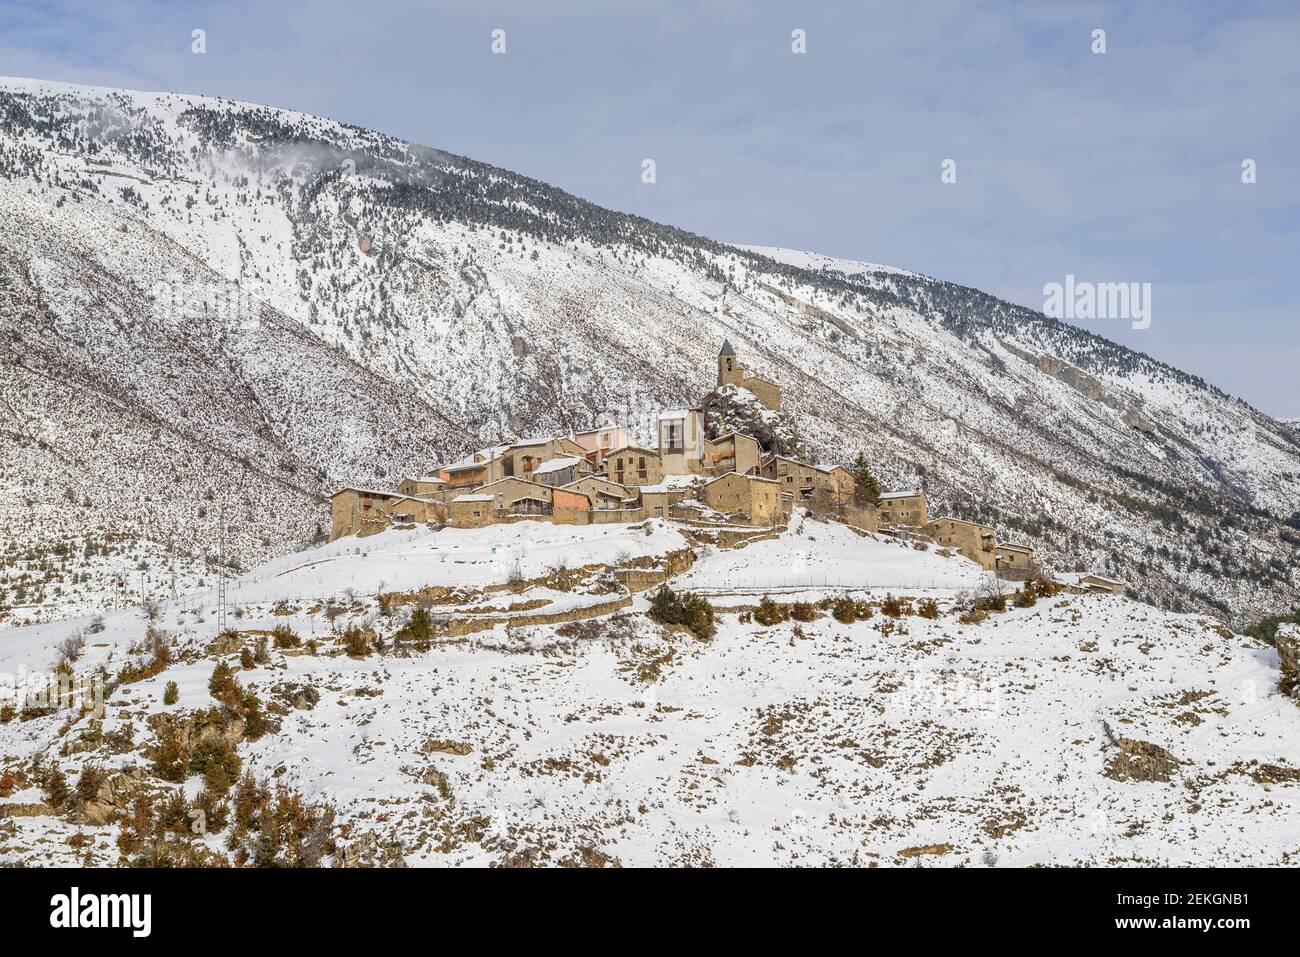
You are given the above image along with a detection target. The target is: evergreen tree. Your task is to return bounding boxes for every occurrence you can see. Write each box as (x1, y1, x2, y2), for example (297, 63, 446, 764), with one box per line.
(849, 452, 882, 506)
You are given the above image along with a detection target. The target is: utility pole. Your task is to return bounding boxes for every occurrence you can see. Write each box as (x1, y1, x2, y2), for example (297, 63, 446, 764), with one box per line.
(217, 513, 228, 635)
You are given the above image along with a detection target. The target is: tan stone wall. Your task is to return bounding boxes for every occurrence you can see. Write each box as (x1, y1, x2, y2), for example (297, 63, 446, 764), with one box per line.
(449, 499, 495, 528)
(608, 449, 662, 486)
(878, 493, 928, 528)
(743, 376, 782, 411)
(926, 518, 996, 569)
(331, 489, 441, 540)
(839, 502, 880, 532)
(701, 473, 782, 526)
(589, 506, 646, 524)
(995, 545, 1035, 579)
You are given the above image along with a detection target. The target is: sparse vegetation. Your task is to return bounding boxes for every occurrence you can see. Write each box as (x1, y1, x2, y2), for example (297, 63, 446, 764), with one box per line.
(647, 585, 716, 640)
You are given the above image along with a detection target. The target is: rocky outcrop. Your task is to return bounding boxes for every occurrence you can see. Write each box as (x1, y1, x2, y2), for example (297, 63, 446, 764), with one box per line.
(1002, 341, 1156, 433)
(702, 384, 808, 458)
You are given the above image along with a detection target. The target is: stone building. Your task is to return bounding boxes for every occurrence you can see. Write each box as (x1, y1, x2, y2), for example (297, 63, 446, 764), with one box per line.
(704, 431, 762, 477)
(657, 409, 706, 475)
(717, 340, 782, 411)
(699, 472, 785, 526)
(330, 487, 444, 540)
(993, 542, 1037, 580)
(925, 517, 996, 570)
(606, 445, 663, 486)
(877, 489, 928, 529)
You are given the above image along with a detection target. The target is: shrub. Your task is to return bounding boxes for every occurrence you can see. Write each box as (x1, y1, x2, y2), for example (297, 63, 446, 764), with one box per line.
(881, 594, 907, 617)
(790, 602, 817, 622)
(342, 626, 373, 658)
(754, 595, 789, 626)
(240, 647, 255, 669)
(190, 739, 241, 794)
(918, 598, 940, 619)
(75, 765, 107, 805)
(1034, 575, 1062, 598)
(44, 767, 70, 810)
(272, 623, 300, 649)
(254, 635, 270, 664)
(226, 773, 336, 867)
(163, 681, 179, 706)
(407, 607, 432, 642)
(831, 597, 858, 624)
(647, 585, 717, 640)
(209, 660, 238, 700)
(1014, 582, 1038, 608)
(56, 631, 86, 663)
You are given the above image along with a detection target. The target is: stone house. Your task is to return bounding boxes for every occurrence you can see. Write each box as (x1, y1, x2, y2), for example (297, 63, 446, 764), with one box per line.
(699, 472, 784, 526)
(657, 409, 706, 475)
(759, 455, 845, 505)
(639, 475, 704, 520)
(925, 517, 996, 570)
(717, 340, 782, 411)
(877, 489, 928, 529)
(703, 431, 762, 477)
(447, 493, 495, 528)
(396, 474, 447, 498)
(531, 456, 594, 487)
(994, 542, 1036, 580)
(503, 437, 587, 481)
(570, 426, 636, 461)
(1077, 573, 1127, 595)
(330, 487, 444, 540)
(564, 476, 636, 510)
(606, 445, 663, 487)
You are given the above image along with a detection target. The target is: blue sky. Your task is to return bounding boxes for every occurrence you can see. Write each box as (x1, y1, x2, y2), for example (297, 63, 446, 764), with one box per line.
(2, 0, 1297, 416)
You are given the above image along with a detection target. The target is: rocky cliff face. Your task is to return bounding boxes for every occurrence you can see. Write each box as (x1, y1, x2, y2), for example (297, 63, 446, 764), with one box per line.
(702, 384, 809, 460)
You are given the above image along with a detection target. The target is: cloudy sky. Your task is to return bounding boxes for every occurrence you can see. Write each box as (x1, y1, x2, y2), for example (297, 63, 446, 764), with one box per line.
(3, 0, 1297, 416)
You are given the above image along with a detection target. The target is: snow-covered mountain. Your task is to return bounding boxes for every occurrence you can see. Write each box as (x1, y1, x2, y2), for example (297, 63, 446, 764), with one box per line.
(2, 77, 1298, 625)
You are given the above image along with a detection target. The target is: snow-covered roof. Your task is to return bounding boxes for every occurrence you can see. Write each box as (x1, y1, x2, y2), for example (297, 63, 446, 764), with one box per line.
(641, 474, 704, 493)
(403, 474, 445, 484)
(452, 494, 493, 503)
(512, 436, 557, 448)
(332, 486, 400, 499)
(704, 472, 779, 487)
(442, 460, 487, 473)
(657, 409, 700, 420)
(880, 489, 923, 500)
(532, 456, 581, 475)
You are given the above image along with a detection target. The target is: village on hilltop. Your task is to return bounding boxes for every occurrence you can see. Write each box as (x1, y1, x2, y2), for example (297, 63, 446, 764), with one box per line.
(330, 341, 1087, 585)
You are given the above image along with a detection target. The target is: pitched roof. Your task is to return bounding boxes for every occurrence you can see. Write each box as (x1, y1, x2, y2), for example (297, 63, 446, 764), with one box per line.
(719, 339, 736, 356)
(532, 456, 582, 475)
(452, 493, 493, 503)
(879, 489, 923, 500)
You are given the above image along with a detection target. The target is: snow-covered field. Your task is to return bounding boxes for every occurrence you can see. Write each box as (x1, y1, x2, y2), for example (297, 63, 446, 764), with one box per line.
(2, 515, 1296, 867)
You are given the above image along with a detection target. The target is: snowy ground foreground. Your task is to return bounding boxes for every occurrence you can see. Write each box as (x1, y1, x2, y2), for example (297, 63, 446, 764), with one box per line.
(676, 516, 987, 597)
(1, 516, 1297, 867)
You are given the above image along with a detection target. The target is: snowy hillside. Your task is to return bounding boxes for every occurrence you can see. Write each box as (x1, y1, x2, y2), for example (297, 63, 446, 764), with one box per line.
(1, 76, 1298, 625)
(2, 516, 1297, 867)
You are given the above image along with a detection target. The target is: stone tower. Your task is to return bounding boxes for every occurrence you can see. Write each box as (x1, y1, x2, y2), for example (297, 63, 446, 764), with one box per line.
(717, 339, 743, 387)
